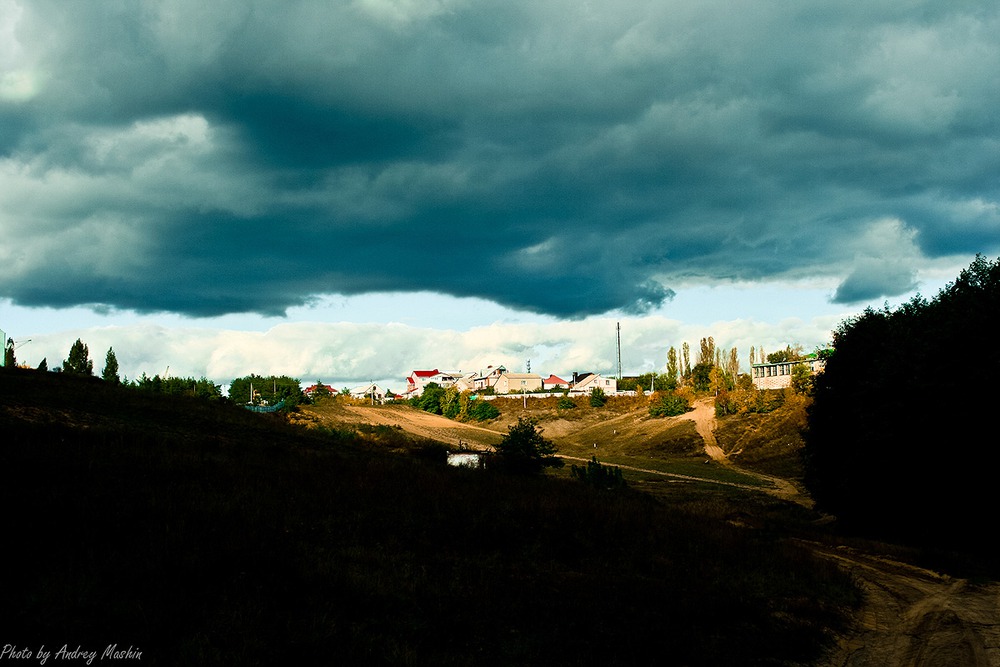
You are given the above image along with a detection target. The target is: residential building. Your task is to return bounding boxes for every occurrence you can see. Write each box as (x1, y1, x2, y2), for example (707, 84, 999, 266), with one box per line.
(569, 372, 618, 395)
(541, 374, 569, 390)
(493, 372, 543, 395)
(351, 383, 386, 404)
(751, 357, 825, 390)
(472, 365, 507, 392)
(404, 369, 461, 397)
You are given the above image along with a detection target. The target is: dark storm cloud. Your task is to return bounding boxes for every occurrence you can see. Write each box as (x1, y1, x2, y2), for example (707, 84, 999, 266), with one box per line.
(2, 0, 999, 317)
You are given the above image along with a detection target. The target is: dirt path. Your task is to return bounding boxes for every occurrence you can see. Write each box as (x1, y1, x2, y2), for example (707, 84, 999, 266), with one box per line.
(808, 543, 1000, 666)
(684, 398, 727, 462)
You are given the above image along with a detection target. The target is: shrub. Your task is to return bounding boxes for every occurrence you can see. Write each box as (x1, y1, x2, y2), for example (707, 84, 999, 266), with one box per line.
(557, 396, 577, 410)
(589, 386, 607, 407)
(467, 399, 500, 422)
(571, 456, 627, 490)
(649, 391, 690, 417)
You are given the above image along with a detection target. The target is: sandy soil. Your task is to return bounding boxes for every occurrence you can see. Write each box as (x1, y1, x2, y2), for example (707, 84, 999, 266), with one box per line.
(810, 543, 1000, 666)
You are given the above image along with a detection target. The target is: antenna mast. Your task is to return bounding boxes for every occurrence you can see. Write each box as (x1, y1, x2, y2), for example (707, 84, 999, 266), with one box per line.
(617, 322, 622, 380)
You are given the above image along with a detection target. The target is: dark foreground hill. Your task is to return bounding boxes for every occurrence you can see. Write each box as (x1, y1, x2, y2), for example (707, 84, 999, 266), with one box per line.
(1, 370, 857, 666)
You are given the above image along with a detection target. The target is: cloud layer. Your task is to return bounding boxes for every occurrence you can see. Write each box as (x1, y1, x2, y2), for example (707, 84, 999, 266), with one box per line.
(18, 314, 843, 391)
(2, 0, 999, 317)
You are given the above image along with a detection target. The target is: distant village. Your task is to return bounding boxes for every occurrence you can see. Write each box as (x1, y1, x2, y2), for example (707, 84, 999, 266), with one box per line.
(305, 354, 826, 405)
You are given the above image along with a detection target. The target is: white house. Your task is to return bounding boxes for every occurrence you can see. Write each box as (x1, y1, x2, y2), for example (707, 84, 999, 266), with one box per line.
(351, 383, 387, 403)
(569, 372, 618, 395)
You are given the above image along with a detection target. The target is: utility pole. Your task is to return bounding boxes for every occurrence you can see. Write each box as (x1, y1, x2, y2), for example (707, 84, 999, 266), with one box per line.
(617, 322, 622, 380)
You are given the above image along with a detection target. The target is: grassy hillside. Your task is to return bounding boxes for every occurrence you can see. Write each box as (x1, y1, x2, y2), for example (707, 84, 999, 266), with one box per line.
(1, 370, 857, 666)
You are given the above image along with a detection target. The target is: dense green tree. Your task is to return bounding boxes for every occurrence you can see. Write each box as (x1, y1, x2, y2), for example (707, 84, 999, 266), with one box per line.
(37, 357, 48, 372)
(102, 347, 121, 384)
(805, 255, 1000, 552)
(691, 362, 713, 392)
(62, 339, 93, 376)
(410, 382, 448, 415)
(493, 417, 559, 473)
(589, 386, 607, 407)
(466, 398, 500, 421)
(790, 363, 812, 395)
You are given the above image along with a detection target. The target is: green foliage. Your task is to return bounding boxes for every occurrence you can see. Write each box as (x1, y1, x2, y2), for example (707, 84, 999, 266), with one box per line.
(62, 338, 93, 376)
(666, 346, 679, 387)
(442, 386, 461, 418)
(691, 362, 713, 391)
(311, 381, 332, 401)
(102, 347, 120, 384)
(37, 358, 48, 372)
(715, 388, 786, 416)
(466, 398, 500, 421)
(619, 372, 676, 393)
(571, 456, 627, 490)
(766, 345, 805, 363)
(136, 373, 222, 399)
(230, 374, 303, 408)
(410, 382, 445, 414)
(556, 395, 577, 410)
(789, 363, 813, 395)
(649, 391, 691, 417)
(805, 254, 1000, 552)
(493, 416, 559, 473)
(589, 386, 607, 407)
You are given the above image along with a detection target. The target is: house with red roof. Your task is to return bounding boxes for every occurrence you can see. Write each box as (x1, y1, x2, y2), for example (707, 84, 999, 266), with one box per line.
(404, 369, 461, 397)
(541, 374, 569, 390)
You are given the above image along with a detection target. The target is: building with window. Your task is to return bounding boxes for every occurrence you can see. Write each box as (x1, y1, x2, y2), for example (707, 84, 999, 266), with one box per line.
(750, 357, 825, 390)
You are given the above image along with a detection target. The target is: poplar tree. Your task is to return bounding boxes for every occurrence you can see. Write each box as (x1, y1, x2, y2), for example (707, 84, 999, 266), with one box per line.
(665, 347, 679, 386)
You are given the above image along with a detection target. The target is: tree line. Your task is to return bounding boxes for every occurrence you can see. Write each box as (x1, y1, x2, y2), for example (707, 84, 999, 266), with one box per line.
(804, 254, 1000, 554)
(3, 338, 317, 408)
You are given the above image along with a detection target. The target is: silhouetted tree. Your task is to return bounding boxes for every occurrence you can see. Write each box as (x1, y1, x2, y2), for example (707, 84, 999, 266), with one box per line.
(102, 347, 120, 384)
(62, 339, 93, 376)
(3, 338, 15, 368)
(805, 255, 1000, 552)
(493, 417, 559, 473)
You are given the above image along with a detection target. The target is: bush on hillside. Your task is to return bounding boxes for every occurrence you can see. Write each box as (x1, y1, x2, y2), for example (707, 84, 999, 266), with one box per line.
(557, 396, 577, 410)
(571, 456, 627, 490)
(715, 388, 786, 416)
(649, 390, 691, 417)
(466, 398, 500, 422)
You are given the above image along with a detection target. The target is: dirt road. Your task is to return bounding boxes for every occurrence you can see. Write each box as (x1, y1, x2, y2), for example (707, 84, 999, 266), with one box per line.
(810, 543, 1000, 666)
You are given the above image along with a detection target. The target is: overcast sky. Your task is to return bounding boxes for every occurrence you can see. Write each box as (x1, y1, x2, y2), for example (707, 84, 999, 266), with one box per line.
(2, 0, 997, 390)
